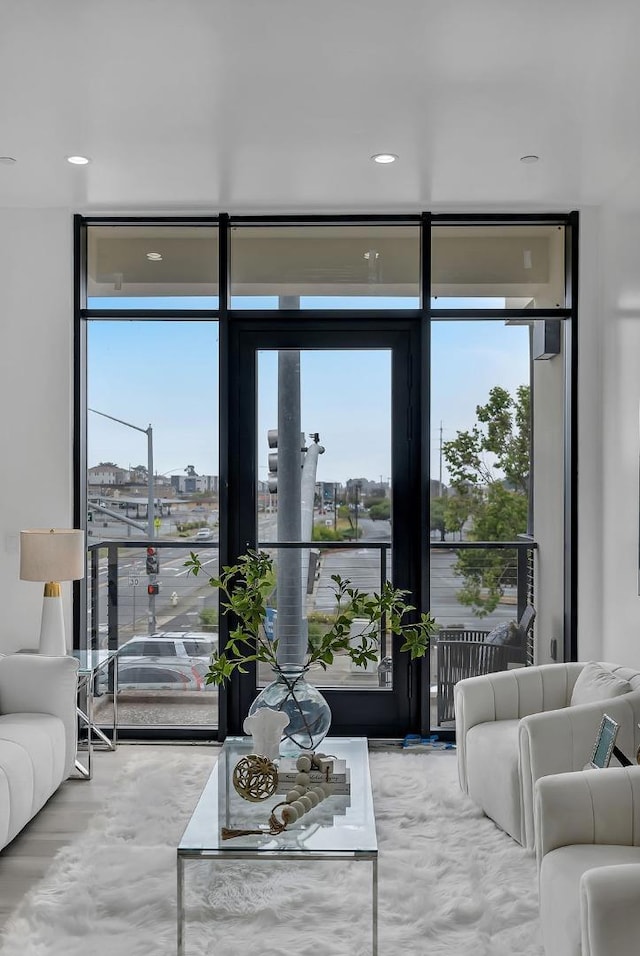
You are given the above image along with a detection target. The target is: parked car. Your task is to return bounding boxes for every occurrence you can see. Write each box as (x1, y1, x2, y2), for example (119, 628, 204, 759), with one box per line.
(105, 632, 217, 692)
(194, 527, 213, 541)
(116, 659, 207, 691)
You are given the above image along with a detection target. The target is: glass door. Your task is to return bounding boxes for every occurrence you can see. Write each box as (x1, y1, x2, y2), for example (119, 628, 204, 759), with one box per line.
(227, 322, 424, 738)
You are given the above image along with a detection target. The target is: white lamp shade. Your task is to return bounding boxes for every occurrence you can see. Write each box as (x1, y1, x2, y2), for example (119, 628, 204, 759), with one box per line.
(20, 529, 85, 582)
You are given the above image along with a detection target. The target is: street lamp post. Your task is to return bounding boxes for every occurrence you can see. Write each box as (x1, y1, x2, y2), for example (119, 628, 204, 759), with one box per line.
(89, 409, 156, 632)
(89, 409, 154, 539)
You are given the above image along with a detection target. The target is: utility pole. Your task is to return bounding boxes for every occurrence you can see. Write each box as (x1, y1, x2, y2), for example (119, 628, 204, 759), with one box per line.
(439, 420, 443, 496)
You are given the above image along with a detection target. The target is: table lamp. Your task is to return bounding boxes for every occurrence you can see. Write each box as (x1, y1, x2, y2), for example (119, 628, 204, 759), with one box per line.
(20, 529, 85, 655)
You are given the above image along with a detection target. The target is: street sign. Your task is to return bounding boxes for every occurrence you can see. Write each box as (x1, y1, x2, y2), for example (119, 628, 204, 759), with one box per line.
(128, 575, 140, 587)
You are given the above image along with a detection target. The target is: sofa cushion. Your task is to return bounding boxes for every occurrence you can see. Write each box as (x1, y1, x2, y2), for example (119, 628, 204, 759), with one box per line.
(485, 620, 521, 647)
(540, 844, 640, 956)
(465, 718, 522, 842)
(570, 662, 632, 706)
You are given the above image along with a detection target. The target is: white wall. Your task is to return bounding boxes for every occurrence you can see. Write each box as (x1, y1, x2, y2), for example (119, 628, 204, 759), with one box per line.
(588, 188, 640, 667)
(0, 209, 76, 651)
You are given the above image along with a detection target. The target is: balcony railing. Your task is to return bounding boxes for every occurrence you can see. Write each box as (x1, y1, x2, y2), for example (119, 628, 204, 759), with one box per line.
(87, 537, 536, 652)
(85, 536, 537, 730)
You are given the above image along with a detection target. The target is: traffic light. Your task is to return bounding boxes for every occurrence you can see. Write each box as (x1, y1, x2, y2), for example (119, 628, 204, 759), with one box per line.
(147, 583, 159, 596)
(146, 546, 159, 575)
(267, 428, 306, 493)
(267, 429, 278, 493)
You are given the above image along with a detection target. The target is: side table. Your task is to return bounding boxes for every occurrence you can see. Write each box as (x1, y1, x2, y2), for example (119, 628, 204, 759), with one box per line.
(72, 648, 119, 780)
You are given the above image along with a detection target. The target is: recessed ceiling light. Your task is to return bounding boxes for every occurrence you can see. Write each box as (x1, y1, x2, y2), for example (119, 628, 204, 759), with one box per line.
(0, 156, 17, 166)
(66, 155, 91, 165)
(520, 154, 539, 164)
(146, 252, 163, 261)
(371, 153, 398, 164)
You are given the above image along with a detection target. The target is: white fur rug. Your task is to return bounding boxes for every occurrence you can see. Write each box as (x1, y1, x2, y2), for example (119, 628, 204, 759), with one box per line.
(0, 749, 543, 956)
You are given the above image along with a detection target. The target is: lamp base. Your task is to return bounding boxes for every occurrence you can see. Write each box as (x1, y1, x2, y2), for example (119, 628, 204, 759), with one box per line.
(39, 593, 67, 655)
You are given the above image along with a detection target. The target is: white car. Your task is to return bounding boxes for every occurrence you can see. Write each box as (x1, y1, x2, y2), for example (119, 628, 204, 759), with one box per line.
(194, 527, 213, 541)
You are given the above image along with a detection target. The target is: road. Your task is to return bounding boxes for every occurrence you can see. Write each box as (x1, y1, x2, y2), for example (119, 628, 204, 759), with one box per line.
(312, 516, 515, 630)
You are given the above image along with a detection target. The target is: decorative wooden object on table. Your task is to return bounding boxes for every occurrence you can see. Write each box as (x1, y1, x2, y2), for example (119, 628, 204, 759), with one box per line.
(222, 751, 337, 839)
(232, 754, 278, 802)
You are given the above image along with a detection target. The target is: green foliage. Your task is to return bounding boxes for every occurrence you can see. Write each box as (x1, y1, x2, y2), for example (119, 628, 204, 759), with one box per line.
(176, 520, 209, 533)
(184, 549, 437, 686)
(198, 607, 219, 631)
(442, 492, 473, 539)
(368, 499, 390, 521)
(363, 495, 385, 509)
(429, 497, 447, 540)
(442, 385, 530, 615)
(443, 385, 530, 494)
(312, 524, 342, 541)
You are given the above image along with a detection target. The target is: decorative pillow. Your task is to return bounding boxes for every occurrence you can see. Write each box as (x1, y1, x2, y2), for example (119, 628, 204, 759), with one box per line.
(485, 620, 521, 647)
(570, 661, 632, 706)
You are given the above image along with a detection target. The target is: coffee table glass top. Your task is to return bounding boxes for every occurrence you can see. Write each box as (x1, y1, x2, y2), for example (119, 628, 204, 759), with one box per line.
(179, 736, 377, 856)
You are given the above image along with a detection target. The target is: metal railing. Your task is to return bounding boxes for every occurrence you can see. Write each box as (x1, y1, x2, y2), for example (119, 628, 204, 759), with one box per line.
(86, 537, 537, 655)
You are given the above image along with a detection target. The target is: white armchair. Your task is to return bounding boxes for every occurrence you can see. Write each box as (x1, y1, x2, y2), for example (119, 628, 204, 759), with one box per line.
(535, 766, 640, 956)
(454, 662, 640, 850)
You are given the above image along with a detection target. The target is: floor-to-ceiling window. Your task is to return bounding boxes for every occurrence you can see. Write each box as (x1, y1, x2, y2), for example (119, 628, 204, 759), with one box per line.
(75, 213, 577, 740)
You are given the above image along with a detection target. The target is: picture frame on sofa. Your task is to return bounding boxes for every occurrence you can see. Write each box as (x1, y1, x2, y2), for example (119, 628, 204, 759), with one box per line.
(590, 713, 619, 768)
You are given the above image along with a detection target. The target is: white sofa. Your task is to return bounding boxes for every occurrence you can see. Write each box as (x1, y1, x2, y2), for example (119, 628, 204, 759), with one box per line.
(454, 662, 640, 850)
(536, 765, 640, 956)
(0, 653, 79, 850)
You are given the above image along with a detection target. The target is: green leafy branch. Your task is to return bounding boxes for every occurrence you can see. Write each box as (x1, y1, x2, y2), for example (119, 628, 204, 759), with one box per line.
(184, 549, 437, 686)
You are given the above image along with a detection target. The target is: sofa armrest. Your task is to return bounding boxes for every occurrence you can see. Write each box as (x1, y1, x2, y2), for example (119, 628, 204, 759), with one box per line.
(581, 864, 640, 956)
(535, 766, 640, 866)
(0, 654, 79, 777)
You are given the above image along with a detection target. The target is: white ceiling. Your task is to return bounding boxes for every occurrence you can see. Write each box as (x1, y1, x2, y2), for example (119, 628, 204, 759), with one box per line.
(2, 0, 640, 213)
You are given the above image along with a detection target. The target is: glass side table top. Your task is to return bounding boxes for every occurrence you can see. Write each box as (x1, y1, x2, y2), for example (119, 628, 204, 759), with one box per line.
(71, 648, 117, 674)
(179, 736, 377, 856)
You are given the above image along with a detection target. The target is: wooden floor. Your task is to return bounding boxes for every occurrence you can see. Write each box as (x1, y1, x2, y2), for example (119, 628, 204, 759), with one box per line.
(0, 742, 216, 931)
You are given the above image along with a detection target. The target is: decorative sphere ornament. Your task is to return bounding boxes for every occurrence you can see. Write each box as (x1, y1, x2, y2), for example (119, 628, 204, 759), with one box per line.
(232, 754, 278, 802)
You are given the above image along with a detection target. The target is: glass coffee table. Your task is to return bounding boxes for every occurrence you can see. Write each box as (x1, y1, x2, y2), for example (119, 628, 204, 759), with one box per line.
(177, 736, 378, 955)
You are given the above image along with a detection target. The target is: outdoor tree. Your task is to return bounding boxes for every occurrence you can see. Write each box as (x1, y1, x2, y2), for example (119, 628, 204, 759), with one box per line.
(442, 384, 530, 616)
(368, 498, 390, 521)
(429, 497, 447, 541)
(443, 492, 473, 540)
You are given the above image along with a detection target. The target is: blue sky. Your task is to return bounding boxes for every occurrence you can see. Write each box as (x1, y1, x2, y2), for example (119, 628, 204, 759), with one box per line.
(87, 298, 529, 486)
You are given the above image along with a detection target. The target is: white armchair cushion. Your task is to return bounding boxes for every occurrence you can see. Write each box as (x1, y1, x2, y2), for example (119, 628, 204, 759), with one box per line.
(570, 661, 632, 706)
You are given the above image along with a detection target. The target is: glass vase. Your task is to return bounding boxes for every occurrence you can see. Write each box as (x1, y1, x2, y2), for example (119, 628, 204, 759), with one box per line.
(248, 666, 331, 756)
